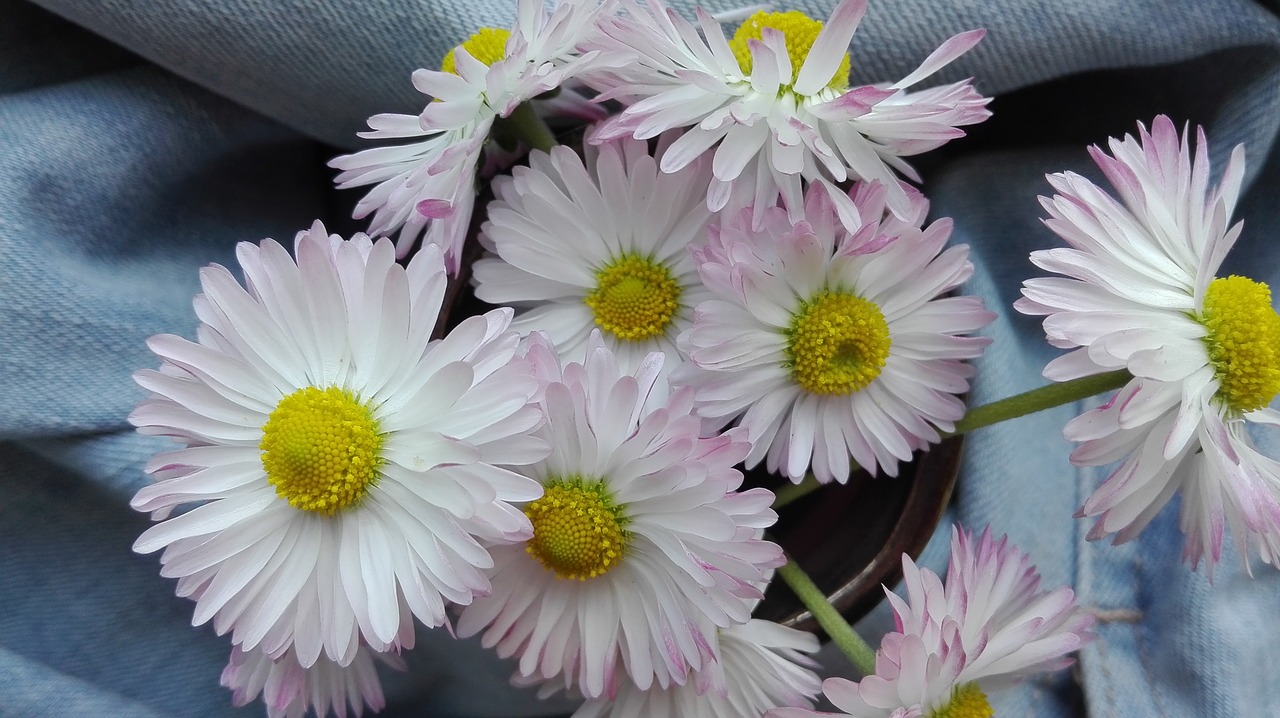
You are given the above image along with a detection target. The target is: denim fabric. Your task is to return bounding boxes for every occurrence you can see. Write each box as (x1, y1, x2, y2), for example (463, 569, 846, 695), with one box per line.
(2, 0, 1279, 715)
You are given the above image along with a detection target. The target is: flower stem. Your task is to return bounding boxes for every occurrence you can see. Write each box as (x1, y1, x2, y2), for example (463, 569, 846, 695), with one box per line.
(771, 474, 823, 509)
(771, 372, 1132, 507)
(943, 369, 1131, 438)
(496, 101, 557, 153)
(777, 555, 877, 675)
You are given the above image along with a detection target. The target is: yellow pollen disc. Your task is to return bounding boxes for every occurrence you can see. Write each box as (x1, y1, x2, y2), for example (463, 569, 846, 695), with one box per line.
(259, 386, 383, 515)
(584, 253, 682, 342)
(930, 683, 994, 718)
(1199, 275, 1280, 413)
(787, 290, 891, 396)
(524, 477, 630, 581)
(728, 10, 851, 90)
(441, 27, 512, 75)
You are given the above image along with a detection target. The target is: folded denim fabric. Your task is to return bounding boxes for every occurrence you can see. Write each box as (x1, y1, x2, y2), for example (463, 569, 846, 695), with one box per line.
(2, 0, 1279, 715)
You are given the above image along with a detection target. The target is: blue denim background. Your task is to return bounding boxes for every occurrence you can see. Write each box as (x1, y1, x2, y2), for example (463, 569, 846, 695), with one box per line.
(1, 0, 1278, 715)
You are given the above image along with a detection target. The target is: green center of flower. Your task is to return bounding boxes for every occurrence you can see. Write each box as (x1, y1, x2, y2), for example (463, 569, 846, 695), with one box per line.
(1199, 275, 1280, 413)
(786, 290, 891, 396)
(259, 386, 383, 515)
(584, 253, 682, 342)
(524, 477, 630, 581)
(441, 27, 511, 74)
(930, 683, 994, 718)
(728, 10, 851, 90)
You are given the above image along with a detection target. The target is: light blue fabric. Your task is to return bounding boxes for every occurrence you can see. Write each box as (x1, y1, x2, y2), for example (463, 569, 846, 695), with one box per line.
(1, 0, 1278, 716)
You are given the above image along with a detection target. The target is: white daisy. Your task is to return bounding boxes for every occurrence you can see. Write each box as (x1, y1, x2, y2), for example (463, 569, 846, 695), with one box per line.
(330, 0, 612, 269)
(768, 527, 1093, 718)
(129, 222, 548, 667)
(573, 614, 822, 718)
(672, 181, 994, 483)
(1015, 115, 1280, 570)
(456, 333, 784, 699)
(583, 0, 990, 224)
(221, 644, 403, 718)
(471, 134, 716, 383)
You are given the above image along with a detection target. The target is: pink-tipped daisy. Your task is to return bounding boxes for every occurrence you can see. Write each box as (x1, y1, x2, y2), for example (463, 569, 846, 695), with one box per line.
(583, 0, 990, 224)
(456, 333, 784, 699)
(129, 222, 548, 667)
(471, 134, 716, 382)
(769, 527, 1093, 718)
(673, 181, 994, 483)
(572, 613, 822, 718)
(221, 644, 404, 718)
(330, 0, 611, 270)
(1015, 115, 1280, 570)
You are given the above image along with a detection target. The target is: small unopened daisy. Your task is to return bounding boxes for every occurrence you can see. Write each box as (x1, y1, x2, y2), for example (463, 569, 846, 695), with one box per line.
(456, 333, 784, 699)
(770, 527, 1093, 718)
(130, 222, 547, 667)
(472, 135, 715, 380)
(673, 181, 994, 483)
(584, 0, 990, 223)
(573, 612, 822, 718)
(330, 0, 611, 269)
(221, 644, 403, 718)
(1016, 115, 1280, 569)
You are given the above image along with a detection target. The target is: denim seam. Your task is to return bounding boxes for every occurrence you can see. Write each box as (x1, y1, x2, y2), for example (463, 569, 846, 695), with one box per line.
(1079, 458, 1118, 718)
(1092, 634, 1119, 718)
(1072, 410, 1104, 718)
(1073, 400, 1088, 599)
(1130, 551, 1170, 718)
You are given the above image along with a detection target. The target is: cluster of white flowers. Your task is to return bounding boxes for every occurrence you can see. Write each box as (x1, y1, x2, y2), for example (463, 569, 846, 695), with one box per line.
(128, 0, 1280, 716)
(456, 0, 997, 486)
(132, 222, 795, 717)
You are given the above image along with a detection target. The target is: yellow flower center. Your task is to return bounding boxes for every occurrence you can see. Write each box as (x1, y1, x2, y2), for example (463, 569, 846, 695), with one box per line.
(728, 10, 851, 90)
(931, 683, 994, 718)
(787, 290, 891, 396)
(1198, 275, 1280, 413)
(584, 253, 682, 342)
(524, 477, 630, 581)
(259, 386, 383, 515)
(441, 27, 511, 74)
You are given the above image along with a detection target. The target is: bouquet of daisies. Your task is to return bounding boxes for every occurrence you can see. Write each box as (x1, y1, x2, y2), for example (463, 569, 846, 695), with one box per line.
(125, 0, 1280, 716)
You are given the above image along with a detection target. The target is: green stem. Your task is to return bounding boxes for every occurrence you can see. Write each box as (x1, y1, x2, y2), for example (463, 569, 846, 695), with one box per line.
(944, 369, 1131, 438)
(769, 371, 1131, 507)
(766, 374, 1132, 674)
(777, 555, 877, 675)
(498, 101, 556, 153)
(771, 474, 823, 509)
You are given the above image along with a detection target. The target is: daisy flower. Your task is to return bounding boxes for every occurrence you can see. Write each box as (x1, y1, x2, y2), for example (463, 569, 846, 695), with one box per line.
(769, 527, 1093, 718)
(584, 0, 990, 224)
(221, 644, 403, 718)
(572, 613, 822, 718)
(330, 0, 612, 270)
(456, 333, 784, 699)
(471, 134, 716, 382)
(1015, 115, 1280, 570)
(129, 222, 547, 667)
(672, 181, 994, 483)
